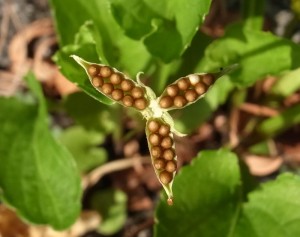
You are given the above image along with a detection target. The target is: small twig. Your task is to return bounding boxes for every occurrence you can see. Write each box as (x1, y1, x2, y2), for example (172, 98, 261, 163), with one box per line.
(0, 0, 11, 55)
(82, 156, 151, 189)
(229, 107, 240, 149)
(239, 102, 279, 117)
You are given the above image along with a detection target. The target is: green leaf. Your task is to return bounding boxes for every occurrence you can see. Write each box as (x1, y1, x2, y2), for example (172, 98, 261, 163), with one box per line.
(0, 74, 81, 230)
(233, 173, 300, 237)
(242, 0, 265, 30)
(110, 0, 212, 62)
(271, 68, 300, 96)
(91, 189, 127, 235)
(63, 92, 120, 133)
(50, 0, 151, 76)
(200, 23, 300, 87)
(155, 149, 241, 237)
(155, 150, 300, 237)
(59, 126, 107, 173)
(257, 103, 300, 138)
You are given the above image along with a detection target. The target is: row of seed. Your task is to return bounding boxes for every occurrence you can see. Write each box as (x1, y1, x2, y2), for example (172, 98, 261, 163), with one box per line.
(147, 118, 177, 185)
(158, 73, 216, 109)
(87, 64, 149, 110)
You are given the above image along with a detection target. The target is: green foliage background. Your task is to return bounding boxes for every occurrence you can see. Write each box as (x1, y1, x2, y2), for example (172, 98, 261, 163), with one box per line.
(1, 0, 300, 235)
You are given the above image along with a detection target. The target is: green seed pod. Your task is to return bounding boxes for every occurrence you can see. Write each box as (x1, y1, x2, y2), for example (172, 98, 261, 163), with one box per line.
(149, 133, 161, 146)
(148, 119, 160, 133)
(134, 98, 148, 110)
(177, 77, 190, 91)
(87, 65, 99, 77)
(163, 148, 175, 161)
(122, 95, 134, 107)
(111, 89, 124, 101)
(159, 171, 173, 184)
(158, 124, 170, 136)
(151, 146, 162, 158)
(121, 79, 134, 91)
(166, 84, 179, 97)
(174, 95, 187, 108)
(110, 73, 123, 85)
(92, 76, 104, 88)
(161, 136, 173, 149)
(99, 66, 112, 78)
(159, 96, 173, 108)
(154, 158, 166, 170)
(102, 83, 114, 94)
(165, 160, 177, 173)
(185, 89, 198, 102)
(131, 87, 144, 99)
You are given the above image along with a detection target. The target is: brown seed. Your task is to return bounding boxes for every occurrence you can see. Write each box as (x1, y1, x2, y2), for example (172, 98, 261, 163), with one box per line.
(131, 87, 144, 99)
(177, 78, 190, 91)
(148, 120, 160, 133)
(166, 84, 179, 97)
(99, 66, 112, 78)
(159, 171, 173, 184)
(149, 133, 161, 146)
(202, 74, 215, 86)
(92, 76, 104, 87)
(122, 95, 134, 107)
(165, 160, 177, 173)
(167, 198, 174, 206)
(159, 96, 173, 108)
(163, 148, 176, 160)
(111, 89, 124, 101)
(121, 79, 134, 91)
(185, 89, 198, 102)
(102, 83, 114, 94)
(151, 146, 162, 158)
(110, 73, 123, 85)
(174, 95, 187, 108)
(88, 65, 99, 77)
(158, 124, 170, 136)
(161, 136, 173, 149)
(134, 98, 148, 110)
(195, 82, 207, 95)
(154, 158, 166, 170)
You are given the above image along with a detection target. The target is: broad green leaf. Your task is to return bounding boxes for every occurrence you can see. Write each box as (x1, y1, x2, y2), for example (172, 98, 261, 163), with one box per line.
(271, 68, 300, 96)
(257, 103, 300, 138)
(233, 173, 300, 237)
(155, 150, 300, 237)
(155, 149, 241, 237)
(242, 0, 265, 30)
(50, 0, 151, 76)
(199, 23, 300, 87)
(91, 189, 127, 235)
(59, 126, 107, 173)
(110, 0, 212, 62)
(63, 92, 120, 133)
(0, 74, 81, 230)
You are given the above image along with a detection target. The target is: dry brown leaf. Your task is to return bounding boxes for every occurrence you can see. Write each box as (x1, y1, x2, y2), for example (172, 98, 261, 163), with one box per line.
(244, 154, 283, 176)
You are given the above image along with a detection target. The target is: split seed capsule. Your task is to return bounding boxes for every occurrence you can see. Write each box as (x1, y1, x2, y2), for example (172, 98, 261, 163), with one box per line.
(110, 73, 123, 85)
(92, 76, 104, 88)
(159, 96, 173, 108)
(159, 171, 173, 184)
(88, 65, 99, 77)
(122, 95, 134, 107)
(102, 83, 114, 94)
(99, 66, 112, 78)
(148, 120, 160, 133)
